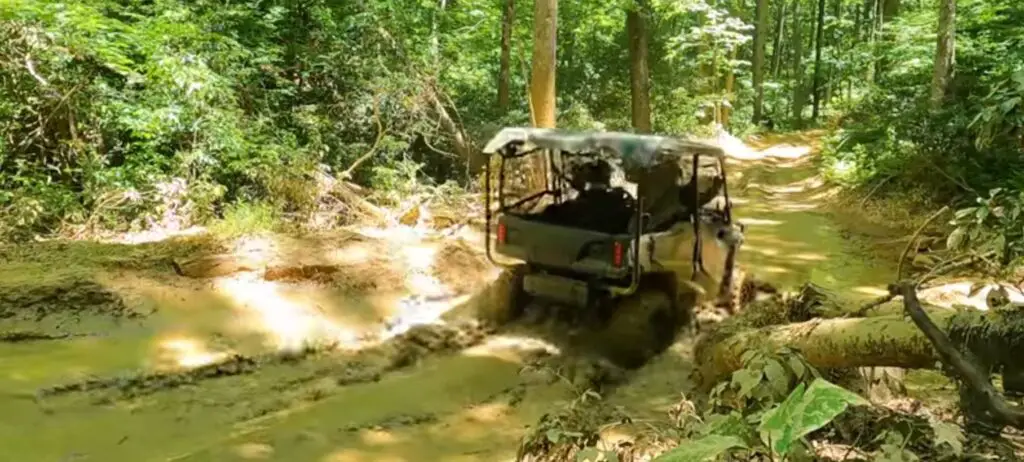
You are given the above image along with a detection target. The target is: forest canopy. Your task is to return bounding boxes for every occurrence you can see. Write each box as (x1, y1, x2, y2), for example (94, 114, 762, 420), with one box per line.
(0, 0, 1021, 241)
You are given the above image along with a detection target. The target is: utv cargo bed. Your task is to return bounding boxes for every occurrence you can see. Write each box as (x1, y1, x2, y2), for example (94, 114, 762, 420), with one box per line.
(494, 214, 632, 280)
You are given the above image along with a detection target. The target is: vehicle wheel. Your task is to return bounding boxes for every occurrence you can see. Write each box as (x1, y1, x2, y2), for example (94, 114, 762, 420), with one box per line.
(476, 264, 529, 326)
(591, 288, 680, 369)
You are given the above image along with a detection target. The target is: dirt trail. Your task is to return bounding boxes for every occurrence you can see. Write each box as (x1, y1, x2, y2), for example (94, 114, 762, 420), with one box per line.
(727, 132, 899, 301)
(0, 132, 904, 462)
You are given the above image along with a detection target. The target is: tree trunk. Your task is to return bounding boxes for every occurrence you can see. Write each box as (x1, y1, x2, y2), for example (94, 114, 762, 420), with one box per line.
(694, 310, 956, 389)
(498, 0, 514, 111)
(929, 0, 955, 109)
(626, 1, 652, 133)
(790, 0, 806, 127)
(882, 0, 900, 22)
(723, 47, 739, 128)
(751, 0, 769, 124)
(873, 0, 884, 79)
(770, 0, 788, 79)
(823, 0, 842, 109)
(865, 0, 877, 83)
(529, 0, 557, 189)
(811, 0, 826, 120)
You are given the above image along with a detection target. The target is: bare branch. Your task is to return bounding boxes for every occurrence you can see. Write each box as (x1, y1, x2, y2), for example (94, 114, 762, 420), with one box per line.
(895, 281, 1024, 429)
(897, 206, 950, 281)
(24, 54, 49, 87)
(341, 93, 388, 180)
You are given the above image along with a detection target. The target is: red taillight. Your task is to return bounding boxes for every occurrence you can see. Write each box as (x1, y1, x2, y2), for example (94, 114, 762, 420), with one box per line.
(613, 241, 623, 267)
(497, 223, 507, 244)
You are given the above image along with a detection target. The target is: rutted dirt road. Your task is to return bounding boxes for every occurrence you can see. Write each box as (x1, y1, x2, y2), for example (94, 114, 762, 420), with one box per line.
(0, 133, 905, 462)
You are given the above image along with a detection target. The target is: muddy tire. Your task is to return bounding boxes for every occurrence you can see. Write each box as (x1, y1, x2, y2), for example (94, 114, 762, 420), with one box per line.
(476, 264, 529, 326)
(592, 289, 680, 369)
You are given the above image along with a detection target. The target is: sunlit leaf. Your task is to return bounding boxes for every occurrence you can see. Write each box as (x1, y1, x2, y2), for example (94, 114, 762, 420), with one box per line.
(947, 228, 967, 250)
(759, 379, 868, 455)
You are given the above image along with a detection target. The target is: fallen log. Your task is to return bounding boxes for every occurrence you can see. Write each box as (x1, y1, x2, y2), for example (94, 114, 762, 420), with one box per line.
(333, 181, 392, 225)
(693, 310, 953, 389)
(695, 290, 1024, 394)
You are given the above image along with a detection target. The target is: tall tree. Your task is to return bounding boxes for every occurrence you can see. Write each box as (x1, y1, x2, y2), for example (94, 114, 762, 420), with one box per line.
(872, 0, 884, 78)
(823, 0, 842, 106)
(882, 0, 900, 21)
(751, 0, 769, 124)
(529, 0, 557, 189)
(930, 0, 955, 109)
(530, 0, 557, 129)
(811, 0, 826, 119)
(626, 0, 652, 133)
(498, 0, 514, 111)
(791, 0, 806, 126)
(770, 0, 788, 78)
(723, 47, 739, 127)
(865, 0, 877, 82)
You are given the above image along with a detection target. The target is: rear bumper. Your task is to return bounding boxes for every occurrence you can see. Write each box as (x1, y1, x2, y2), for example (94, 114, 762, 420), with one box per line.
(522, 273, 592, 306)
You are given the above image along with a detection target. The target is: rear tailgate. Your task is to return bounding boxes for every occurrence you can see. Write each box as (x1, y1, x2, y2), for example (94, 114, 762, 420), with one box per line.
(494, 214, 631, 278)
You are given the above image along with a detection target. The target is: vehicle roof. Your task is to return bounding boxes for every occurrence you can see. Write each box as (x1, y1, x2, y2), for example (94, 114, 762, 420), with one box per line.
(481, 127, 725, 167)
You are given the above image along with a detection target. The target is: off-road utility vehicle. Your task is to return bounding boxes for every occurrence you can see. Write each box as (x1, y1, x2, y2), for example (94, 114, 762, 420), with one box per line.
(481, 127, 744, 367)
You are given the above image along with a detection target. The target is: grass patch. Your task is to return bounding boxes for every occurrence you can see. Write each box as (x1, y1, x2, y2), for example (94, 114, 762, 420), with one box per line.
(209, 201, 282, 238)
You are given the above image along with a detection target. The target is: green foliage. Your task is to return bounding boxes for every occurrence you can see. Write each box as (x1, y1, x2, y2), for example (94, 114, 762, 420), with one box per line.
(0, 0, 771, 240)
(0, 0, 493, 238)
(210, 201, 281, 237)
(824, 0, 1024, 207)
(651, 434, 747, 462)
(948, 188, 1024, 267)
(758, 378, 869, 454)
(657, 348, 870, 461)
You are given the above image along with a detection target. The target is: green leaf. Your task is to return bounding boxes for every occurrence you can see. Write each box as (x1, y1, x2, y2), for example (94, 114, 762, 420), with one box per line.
(759, 379, 868, 455)
(993, 234, 1007, 257)
(703, 412, 750, 439)
(947, 227, 967, 250)
(546, 429, 562, 444)
(930, 419, 965, 455)
(731, 368, 763, 398)
(954, 207, 978, 220)
(977, 207, 991, 222)
(575, 447, 601, 462)
(652, 435, 747, 462)
(740, 349, 760, 365)
(764, 358, 791, 398)
(788, 355, 807, 380)
(758, 382, 806, 453)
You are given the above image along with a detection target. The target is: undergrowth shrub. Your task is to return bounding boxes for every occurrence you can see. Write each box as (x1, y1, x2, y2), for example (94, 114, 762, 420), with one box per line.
(823, 0, 1024, 206)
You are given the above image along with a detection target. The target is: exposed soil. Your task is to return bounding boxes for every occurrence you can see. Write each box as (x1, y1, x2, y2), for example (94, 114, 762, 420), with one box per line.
(0, 132, 983, 462)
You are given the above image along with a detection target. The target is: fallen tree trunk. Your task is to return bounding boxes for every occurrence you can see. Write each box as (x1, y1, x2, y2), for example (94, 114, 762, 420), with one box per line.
(694, 310, 957, 389)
